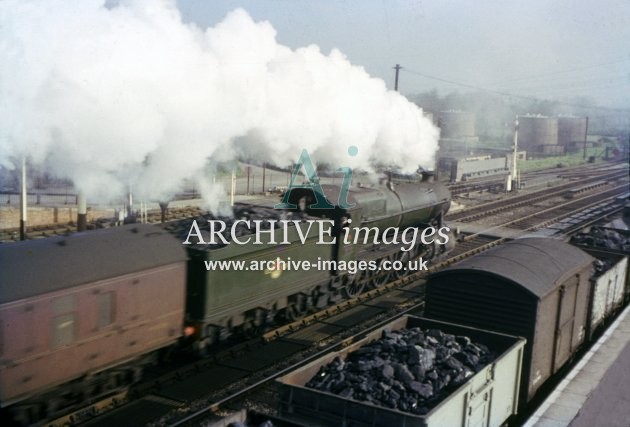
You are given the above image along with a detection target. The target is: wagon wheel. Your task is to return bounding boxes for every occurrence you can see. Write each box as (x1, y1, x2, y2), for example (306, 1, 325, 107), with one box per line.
(197, 326, 220, 356)
(371, 256, 392, 288)
(284, 296, 308, 321)
(329, 274, 345, 290)
(284, 304, 299, 322)
(342, 272, 366, 298)
(393, 250, 412, 279)
(312, 285, 331, 309)
(326, 274, 346, 304)
(242, 321, 265, 338)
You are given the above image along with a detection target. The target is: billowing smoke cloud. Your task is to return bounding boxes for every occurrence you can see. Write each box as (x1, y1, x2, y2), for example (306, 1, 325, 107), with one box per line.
(0, 0, 438, 205)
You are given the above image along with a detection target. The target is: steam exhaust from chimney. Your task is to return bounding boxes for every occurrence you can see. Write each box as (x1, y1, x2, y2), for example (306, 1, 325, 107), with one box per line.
(0, 4, 440, 210)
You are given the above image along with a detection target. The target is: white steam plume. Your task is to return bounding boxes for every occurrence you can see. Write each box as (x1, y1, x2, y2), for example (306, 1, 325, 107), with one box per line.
(0, 0, 438, 204)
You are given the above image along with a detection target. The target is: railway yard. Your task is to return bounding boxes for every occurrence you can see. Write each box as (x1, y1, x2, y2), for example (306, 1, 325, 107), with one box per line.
(1, 159, 628, 427)
(2, 2, 629, 426)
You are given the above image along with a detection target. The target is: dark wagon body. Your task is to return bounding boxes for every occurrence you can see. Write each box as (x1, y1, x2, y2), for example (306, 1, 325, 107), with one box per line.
(425, 237, 594, 404)
(0, 225, 187, 407)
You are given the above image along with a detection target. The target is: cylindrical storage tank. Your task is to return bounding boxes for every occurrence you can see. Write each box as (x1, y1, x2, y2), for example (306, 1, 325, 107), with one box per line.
(540, 145, 565, 155)
(558, 116, 588, 147)
(518, 115, 558, 151)
(438, 111, 476, 138)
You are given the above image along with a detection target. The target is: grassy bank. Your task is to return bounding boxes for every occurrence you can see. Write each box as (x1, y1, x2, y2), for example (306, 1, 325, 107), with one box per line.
(517, 147, 606, 172)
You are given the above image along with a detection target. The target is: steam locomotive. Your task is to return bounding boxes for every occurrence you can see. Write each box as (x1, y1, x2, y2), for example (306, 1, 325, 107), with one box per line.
(0, 176, 452, 424)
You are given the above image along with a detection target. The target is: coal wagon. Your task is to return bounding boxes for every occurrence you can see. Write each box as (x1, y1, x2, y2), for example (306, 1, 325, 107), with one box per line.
(277, 315, 525, 427)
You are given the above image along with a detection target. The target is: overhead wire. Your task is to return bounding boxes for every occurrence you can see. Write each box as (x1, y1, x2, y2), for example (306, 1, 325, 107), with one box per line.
(491, 58, 630, 85)
(400, 66, 630, 113)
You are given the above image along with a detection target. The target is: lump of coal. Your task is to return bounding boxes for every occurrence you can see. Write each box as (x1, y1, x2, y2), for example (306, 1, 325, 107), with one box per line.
(305, 325, 496, 417)
(409, 381, 433, 399)
(381, 364, 394, 379)
(571, 226, 630, 254)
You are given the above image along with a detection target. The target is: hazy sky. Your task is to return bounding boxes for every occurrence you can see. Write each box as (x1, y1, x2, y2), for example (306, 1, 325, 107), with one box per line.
(177, 0, 630, 109)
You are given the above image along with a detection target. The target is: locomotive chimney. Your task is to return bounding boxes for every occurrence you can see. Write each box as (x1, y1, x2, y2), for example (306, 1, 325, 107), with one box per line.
(19, 157, 27, 240)
(421, 171, 434, 183)
(77, 193, 87, 231)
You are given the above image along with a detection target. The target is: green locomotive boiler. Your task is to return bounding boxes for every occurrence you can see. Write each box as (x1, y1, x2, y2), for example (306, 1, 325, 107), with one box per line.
(171, 176, 452, 349)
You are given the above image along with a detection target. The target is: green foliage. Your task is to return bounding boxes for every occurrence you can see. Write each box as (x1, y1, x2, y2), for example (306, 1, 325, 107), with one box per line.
(516, 147, 603, 172)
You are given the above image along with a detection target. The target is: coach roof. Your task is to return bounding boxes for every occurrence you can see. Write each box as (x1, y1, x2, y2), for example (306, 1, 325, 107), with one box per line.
(0, 224, 187, 304)
(430, 237, 594, 298)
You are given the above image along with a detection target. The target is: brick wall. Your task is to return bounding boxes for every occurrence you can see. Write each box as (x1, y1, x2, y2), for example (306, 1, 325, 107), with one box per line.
(0, 206, 114, 230)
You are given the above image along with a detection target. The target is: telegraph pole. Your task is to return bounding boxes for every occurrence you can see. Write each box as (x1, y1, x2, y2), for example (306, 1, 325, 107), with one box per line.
(583, 116, 589, 160)
(20, 157, 27, 240)
(393, 64, 402, 91)
(509, 116, 519, 192)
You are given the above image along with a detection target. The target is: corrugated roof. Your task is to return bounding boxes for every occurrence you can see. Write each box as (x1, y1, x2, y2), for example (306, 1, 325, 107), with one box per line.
(431, 237, 594, 298)
(0, 224, 187, 304)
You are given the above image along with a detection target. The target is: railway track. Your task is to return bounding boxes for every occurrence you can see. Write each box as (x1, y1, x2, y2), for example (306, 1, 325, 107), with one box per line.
(76, 182, 627, 426)
(447, 160, 624, 195)
(447, 169, 627, 222)
(3, 162, 623, 243)
(186, 181, 628, 426)
(19, 164, 630, 426)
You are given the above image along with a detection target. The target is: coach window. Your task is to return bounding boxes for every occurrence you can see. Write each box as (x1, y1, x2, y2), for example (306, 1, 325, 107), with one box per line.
(52, 295, 76, 348)
(98, 291, 115, 328)
(53, 314, 75, 347)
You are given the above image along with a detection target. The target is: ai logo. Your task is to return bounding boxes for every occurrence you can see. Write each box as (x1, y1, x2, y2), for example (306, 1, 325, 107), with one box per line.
(275, 147, 357, 210)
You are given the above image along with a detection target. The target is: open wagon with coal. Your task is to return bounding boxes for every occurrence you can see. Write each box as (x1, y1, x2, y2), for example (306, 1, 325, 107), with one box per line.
(571, 223, 630, 254)
(569, 218, 630, 335)
(571, 217, 630, 307)
(580, 247, 628, 339)
(276, 315, 525, 427)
